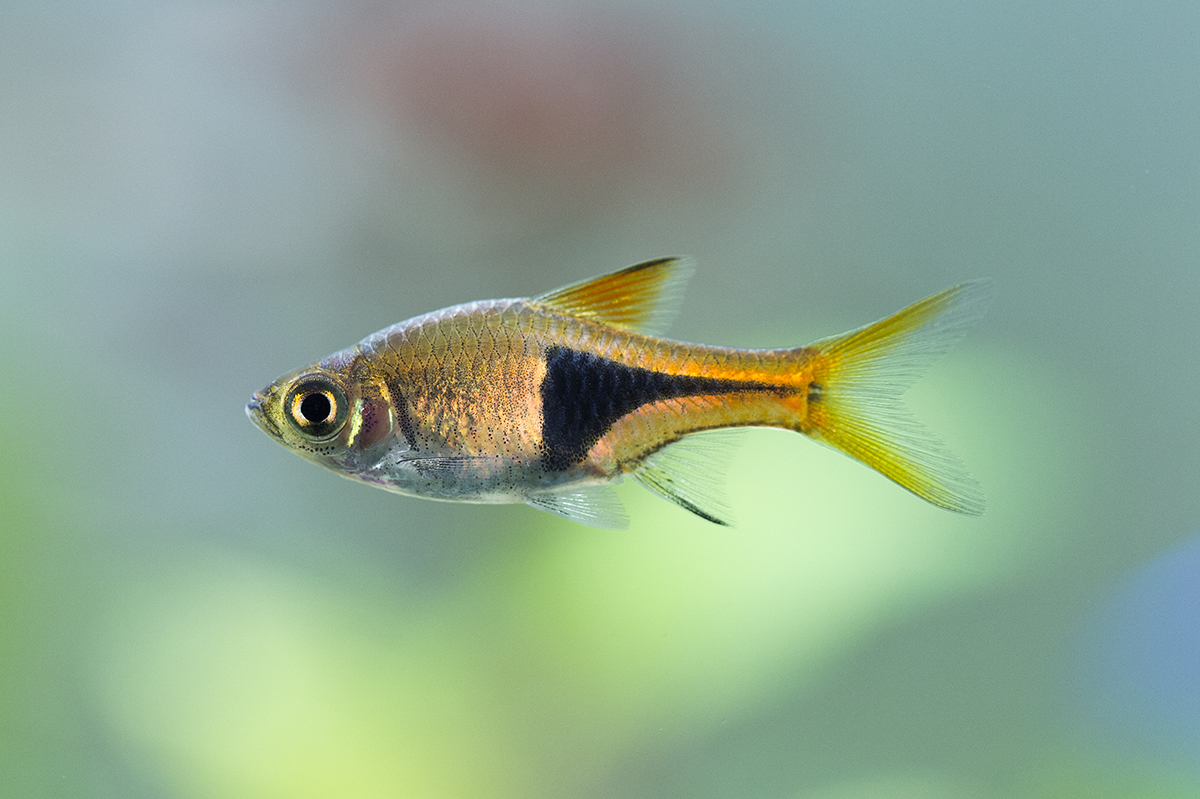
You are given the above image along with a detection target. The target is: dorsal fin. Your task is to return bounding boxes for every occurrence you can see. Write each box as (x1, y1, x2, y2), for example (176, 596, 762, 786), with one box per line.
(531, 257, 695, 336)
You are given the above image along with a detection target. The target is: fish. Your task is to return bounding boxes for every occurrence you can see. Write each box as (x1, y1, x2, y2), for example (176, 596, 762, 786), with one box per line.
(246, 257, 992, 528)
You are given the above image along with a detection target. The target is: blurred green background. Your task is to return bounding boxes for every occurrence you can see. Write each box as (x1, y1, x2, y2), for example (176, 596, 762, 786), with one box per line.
(2, 1, 1198, 797)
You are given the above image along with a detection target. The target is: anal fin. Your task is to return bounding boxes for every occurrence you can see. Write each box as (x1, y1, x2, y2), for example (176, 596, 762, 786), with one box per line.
(632, 430, 741, 526)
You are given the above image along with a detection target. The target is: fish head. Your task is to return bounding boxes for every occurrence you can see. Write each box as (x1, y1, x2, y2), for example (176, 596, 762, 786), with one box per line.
(246, 347, 397, 478)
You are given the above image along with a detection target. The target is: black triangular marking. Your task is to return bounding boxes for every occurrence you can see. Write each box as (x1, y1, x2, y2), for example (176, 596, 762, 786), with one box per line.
(539, 346, 776, 471)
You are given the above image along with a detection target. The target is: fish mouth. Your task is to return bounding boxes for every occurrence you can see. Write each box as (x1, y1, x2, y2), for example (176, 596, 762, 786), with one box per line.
(245, 391, 283, 440)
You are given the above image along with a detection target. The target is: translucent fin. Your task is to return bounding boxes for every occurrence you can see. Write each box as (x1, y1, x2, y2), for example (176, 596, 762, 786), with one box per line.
(400, 456, 478, 476)
(806, 280, 995, 516)
(398, 455, 517, 481)
(526, 486, 630, 529)
(532, 256, 695, 336)
(632, 430, 741, 526)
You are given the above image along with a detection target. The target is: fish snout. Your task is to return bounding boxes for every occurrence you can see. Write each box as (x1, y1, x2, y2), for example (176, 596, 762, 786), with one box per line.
(245, 391, 281, 439)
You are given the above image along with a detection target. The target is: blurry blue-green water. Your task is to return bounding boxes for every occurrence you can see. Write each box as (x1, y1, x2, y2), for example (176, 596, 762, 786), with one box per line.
(2, 1, 1199, 797)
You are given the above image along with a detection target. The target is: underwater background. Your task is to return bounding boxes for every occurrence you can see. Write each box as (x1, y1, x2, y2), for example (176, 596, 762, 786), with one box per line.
(2, 1, 1198, 797)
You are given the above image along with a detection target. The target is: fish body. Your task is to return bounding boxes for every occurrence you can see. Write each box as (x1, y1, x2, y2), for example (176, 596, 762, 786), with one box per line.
(247, 258, 991, 527)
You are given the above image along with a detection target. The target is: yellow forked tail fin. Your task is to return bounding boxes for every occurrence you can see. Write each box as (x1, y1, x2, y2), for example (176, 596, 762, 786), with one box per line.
(806, 281, 994, 515)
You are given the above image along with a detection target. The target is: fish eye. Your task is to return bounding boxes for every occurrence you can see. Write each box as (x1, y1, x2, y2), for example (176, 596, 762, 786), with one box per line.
(284, 376, 348, 440)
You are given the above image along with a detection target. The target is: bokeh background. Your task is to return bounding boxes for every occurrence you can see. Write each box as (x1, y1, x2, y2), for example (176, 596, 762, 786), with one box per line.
(2, 1, 1198, 797)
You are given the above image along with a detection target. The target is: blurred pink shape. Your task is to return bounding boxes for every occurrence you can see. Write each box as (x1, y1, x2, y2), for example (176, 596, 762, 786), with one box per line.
(393, 11, 651, 174)
(329, 2, 733, 204)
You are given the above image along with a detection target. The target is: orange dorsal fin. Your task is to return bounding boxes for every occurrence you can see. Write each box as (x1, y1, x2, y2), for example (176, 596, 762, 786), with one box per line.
(531, 256, 695, 336)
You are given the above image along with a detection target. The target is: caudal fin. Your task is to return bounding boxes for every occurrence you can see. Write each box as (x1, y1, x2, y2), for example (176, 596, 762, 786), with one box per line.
(805, 281, 994, 515)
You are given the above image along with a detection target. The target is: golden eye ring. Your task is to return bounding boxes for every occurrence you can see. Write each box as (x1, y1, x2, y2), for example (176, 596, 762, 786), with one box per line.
(284, 375, 349, 440)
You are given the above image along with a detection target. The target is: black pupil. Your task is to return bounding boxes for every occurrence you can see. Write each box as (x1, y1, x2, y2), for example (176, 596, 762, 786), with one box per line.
(300, 392, 332, 423)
